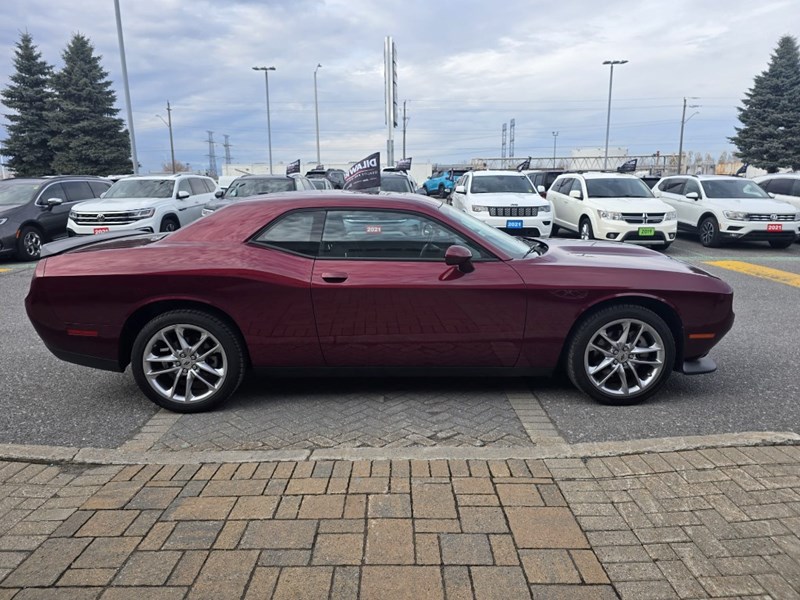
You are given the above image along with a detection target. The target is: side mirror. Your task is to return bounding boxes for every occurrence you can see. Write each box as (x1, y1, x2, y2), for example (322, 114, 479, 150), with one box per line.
(215, 190, 224, 198)
(768, 192, 776, 199)
(444, 245, 474, 273)
(177, 190, 190, 200)
(537, 185, 546, 195)
(45, 197, 63, 210)
(454, 185, 466, 194)
(100, 191, 107, 199)
(569, 190, 583, 200)
(685, 192, 699, 200)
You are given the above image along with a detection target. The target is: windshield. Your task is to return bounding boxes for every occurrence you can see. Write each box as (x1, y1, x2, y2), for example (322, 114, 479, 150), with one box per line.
(380, 177, 413, 193)
(104, 179, 174, 199)
(585, 178, 654, 199)
(0, 180, 41, 205)
(225, 178, 294, 198)
(701, 179, 770, 199)
(439, 203, 533, 259)
(469, 175, 534, 194)
(309, 179, 329, 190)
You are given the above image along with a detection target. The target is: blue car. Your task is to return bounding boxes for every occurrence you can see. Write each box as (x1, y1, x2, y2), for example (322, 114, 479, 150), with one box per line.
(423, 168, 470, 197)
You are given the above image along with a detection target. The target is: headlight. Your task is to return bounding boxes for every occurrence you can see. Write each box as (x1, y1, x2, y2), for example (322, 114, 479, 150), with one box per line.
(471, 205, 490, 213)
(131, 208, 155, 219)
(201, 208, 214, 217)
(0, 218, 7, 226)
(599, 210, 623, 221)
(665, 211, 677, 220)
(795, 213, 800, 221)
(538, 204, 551, 213)
(68, 210, 77, 220)
(723, 210, 748, 221)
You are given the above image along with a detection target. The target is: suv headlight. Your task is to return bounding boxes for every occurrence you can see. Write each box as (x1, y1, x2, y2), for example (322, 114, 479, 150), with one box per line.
(599, 210, 623, 221)
(723, 210, 748, 221)
(471, 205, 490, 213)
(68, 210, 77, 220)
(794, 213, 800, 221)
(538, 204, 551, 213)
(665, 211, 677, 220)
(0, 218, 7, 226)
(131, 208, 156, 219)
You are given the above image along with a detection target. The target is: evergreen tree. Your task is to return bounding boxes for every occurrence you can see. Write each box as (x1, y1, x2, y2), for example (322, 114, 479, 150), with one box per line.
(49, 33, 132, 175)
(730, 35, 800, 172)
(0, 32, 55, 176)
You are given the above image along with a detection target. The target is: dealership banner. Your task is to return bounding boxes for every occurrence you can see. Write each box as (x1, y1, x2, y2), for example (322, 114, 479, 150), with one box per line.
(286, 159, 300, 175)
(396, 157, 412, 171)
(616, 158, 637, 173)
(344, 152, 381, 190)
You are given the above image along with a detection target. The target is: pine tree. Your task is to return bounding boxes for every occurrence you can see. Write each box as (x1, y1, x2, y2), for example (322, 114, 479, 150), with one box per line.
(730, 35, 800, 172)
(0, 32, 55, 176)
(49, 33, 132, 175)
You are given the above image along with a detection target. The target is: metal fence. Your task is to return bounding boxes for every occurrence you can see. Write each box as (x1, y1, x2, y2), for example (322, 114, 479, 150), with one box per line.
(470, 154, 719, 176)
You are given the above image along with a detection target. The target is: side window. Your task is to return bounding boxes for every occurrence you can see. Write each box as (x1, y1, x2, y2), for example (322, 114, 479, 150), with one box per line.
(88, 181, 111, 197)
(683, 179, 701, 196)
(177, 179, 192, 196)
(253, 210, 325, 257)
(791, 180, 800, 197)
(554, 178, 571, 194)
(660, 178, 685, 194)
(569, 179, 584, 195)
(189, 178, 208, 195)
(766, 178, 793, 196)
(62, 181, 94, 202)
(37, 183, 67, 204)
(320, 210, 485, 260)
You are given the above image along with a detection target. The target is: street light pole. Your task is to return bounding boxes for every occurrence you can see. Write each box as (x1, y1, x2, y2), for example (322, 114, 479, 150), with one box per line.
(552, 131, 559, 168)
(677, 96, 700, 174)
(156, 101, 176, 173)
(252, 66, 276, 175)
(314, 64, 322, 167)
(113, 0, 138, 174)
(602, 59, 628, 171)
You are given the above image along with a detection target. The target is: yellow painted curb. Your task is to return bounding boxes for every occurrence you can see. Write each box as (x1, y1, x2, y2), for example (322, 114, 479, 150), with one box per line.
(705, 260, 800, 288)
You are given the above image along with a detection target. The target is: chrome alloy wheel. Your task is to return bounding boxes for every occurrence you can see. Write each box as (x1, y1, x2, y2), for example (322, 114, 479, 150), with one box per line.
(583, 318, 666, 397)
(700, 220, 715, 246)
(23, 231, 42, 257)
(142, 324, 227, 404)
(580, 221, 592, 240)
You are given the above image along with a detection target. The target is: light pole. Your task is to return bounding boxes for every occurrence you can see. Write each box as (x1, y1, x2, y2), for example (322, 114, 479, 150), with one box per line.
(677, 97, 700, 174)
(314, 63, 322, 167)
(156, 101, 175, 173)
(113, 0, 138, 174)
(602, 59, 628, 170)
(252, 66, 276, 174)
(552, 131, 559, 168)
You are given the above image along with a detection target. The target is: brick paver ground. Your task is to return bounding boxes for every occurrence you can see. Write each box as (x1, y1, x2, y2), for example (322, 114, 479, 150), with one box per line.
(0, 444, 798, 598)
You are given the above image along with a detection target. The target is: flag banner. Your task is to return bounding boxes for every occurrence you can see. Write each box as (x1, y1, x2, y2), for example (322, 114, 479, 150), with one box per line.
(516, 157, 531, 171)
(286, 159, 300, 175)
(396, 157, 412, 171)
(616, 158, 637, 172)
(734, 162, 748, 176)
(344, 152, 381, 190)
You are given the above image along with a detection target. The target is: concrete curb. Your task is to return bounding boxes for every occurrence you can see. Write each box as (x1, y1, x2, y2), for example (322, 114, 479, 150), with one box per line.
(0, 431, 797, 466)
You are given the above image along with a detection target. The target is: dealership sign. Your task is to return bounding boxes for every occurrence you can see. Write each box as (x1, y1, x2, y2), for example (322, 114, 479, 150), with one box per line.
(344, 152, 381, 191)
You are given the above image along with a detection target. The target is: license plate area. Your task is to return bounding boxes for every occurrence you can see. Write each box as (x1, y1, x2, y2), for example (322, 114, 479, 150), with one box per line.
(638, 227, 655, 236)
(506, 220, 523, 229)
(93, 227, 110, 235)
(767, 223, 783, 232)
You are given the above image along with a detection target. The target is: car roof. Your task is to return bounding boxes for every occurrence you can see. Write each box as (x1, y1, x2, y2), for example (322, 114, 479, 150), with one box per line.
(558, 172, 640, 180)
(117, 174, 209, 181)
(471, 170, 531, 177)
(235, 174, 295, 180)
(754, 173, 800, 180)
(5, 175, 109, 182)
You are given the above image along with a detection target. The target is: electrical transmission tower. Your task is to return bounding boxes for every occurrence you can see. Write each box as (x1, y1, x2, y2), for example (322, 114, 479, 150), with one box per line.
(206, 131, 218, 177)
(223, 135, 233, 165)
(501, 123, 507, 159)
(509, 118, 515, 158)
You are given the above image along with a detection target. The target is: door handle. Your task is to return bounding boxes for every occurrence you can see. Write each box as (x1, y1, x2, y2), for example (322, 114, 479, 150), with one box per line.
(321, 272, 348, 283)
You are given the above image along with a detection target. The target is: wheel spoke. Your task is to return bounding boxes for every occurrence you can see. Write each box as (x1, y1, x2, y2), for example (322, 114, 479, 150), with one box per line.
(597, 365, 618, 387)
(196, 361, 223, 377)
(189, 333, 209, 354)
(145, 353, 177, 363)
(158, 332, 179, 357)
(196, 344, 221, 362)
(589, 343, 614, 358)
(147, 365, 180, 377)
(599, 331, 618, 349)
(618, 364, 630, 395)
(629, 357, 663, 366)
(175, 327, 192, 351)
(617, 321, 632, 345)
(193, 369, 219, 391)
(183, 371, 195, 403)
(589, 357, 615, 376)
(630, 323, 644, 348)
(630, 343, 661, 355)
(625, 363, 644, 390)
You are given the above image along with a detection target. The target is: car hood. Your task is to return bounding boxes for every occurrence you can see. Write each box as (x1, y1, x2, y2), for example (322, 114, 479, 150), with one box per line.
(587, 197, 673, 212)
(468, 193, 549, 207)
(73, 197, 171, 211)
(204, 197, 247, 211)
(703, 197, 798, 213)
(0, 203, 25, 215)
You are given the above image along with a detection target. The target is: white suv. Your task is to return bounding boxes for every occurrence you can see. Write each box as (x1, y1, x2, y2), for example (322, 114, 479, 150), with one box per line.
(547, 172, 677, 250)
(450, 170, 552, 237)
(68, 174, 218, 235)
(754, 173, 800, 211)
(653, 175, 800, 248)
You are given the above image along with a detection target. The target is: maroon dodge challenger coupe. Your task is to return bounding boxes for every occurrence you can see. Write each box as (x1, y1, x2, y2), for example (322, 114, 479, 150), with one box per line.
(26, 192, 734, 412)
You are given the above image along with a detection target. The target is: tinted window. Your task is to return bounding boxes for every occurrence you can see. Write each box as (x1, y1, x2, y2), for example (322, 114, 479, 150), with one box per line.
(62, 181, 95, 202)
(469, 175, 534, 194)
(178, 179, 192, 196)
(683, 178, 701, 196)
(0, 180, 42, 205)
(659, 178, 685, 194)
(569, 179, 583, 193)
(310, 178, 330, 190)
(553, 178, 571, 193)
(793, 180, 800, 197)
(88, 181, 111, 197)
(189, 178, 207, 195)
(225, 178, 295, 198)
(544, 172, 563, 189)
(320, 209, 486, 260)
(585, 178, 654, 199)
(380, 176, 414, 193)
(701, 179, 770, 199)
(38, 183, 67, 203)
(765, 178, 794, 196)
(105, 179, 174, 199)
(254, 210, 325, 256)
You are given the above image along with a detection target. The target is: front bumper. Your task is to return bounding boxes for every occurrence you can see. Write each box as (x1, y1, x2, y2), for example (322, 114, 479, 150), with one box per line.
(596, 220, 677, 246)
(67, 217, 156, 236)
(718, 221, 800, 243)
(0, 231, 17, 257)
(477, 215, 553, 238)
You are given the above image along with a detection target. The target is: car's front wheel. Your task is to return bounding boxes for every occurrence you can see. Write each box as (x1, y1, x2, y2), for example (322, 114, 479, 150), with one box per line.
(17, 226, 43, 261)
(160, 216, 180, 233)
(131, 310, 246, 412)
(699, 216, 721, 247)
(438, 184, 446, 198)
(566, 304, 675, 406)
(579, 218, 594, 240)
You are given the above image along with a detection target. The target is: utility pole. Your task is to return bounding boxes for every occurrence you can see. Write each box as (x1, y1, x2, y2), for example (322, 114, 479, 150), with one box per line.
(602, 59, 628, 170)
(166, 101, 175, 173)
(402, 100, 409, 159)
(206, 131, 217, 178)
(552, 131, 559, 168)
(677, 97, 700, 174)
(314, 64, 322, 166)
(113, 0, 138, 174)
(223, 135, 232, 165)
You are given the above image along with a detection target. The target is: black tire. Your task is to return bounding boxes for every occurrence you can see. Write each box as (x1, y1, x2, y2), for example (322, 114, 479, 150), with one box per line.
(131, 309, 246, 413)
(566, 304, 675, 406)
(768, 239, 793, 249)
(699, 216, 721, 248)
(160, 216, 180, 233)
(17, 226, 43, 261)
(579, 217, 594, 241)
(438, 184, 446, 199)
(551, 223, 560, 237)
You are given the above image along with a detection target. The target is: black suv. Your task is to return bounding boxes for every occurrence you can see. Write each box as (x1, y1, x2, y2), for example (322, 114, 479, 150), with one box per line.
(0, 176, 112, 261)
(306, 168, 346, 189)
(524, 170, 565, 197)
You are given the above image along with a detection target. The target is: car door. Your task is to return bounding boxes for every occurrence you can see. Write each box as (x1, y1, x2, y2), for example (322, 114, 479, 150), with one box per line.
(55, 181, 97, 238)
(311, 208, 526, 367)
(186, 178, 212, 222)
(550, 177, 574, 230)
(451, 173, 469, 210)
(654, 178, 689, 226)
(680, 178, 705, 227)
(34, 182, 69, 239)
(763, 178, 800, 210)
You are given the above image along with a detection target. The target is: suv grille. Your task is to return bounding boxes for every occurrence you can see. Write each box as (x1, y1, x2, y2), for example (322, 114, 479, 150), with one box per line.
(489, 207, 539, 217)
(621, 213, 665, 224)
(748, 213, 794, 221)
(72, 211, 141, 226)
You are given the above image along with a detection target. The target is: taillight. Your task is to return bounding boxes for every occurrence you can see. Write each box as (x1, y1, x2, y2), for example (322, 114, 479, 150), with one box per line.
(33, 259, 47, 278)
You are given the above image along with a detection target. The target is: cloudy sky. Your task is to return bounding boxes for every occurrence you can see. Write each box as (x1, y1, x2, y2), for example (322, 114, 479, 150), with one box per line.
(0, 0, 795, 173)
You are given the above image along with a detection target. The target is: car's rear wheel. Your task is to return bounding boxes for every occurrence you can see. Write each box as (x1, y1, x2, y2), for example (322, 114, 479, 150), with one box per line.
(551, 223, 560, 236)
(131, 310, 246, 413)
(566, 304, 675, 406)
(17, 226, 43, 261)
(438, 184, 446, 198)
(768, 239, 793, 249)
(160, 216, 179, 233)
(699, 216, 721, 247)
(579, 218, 594, 240)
